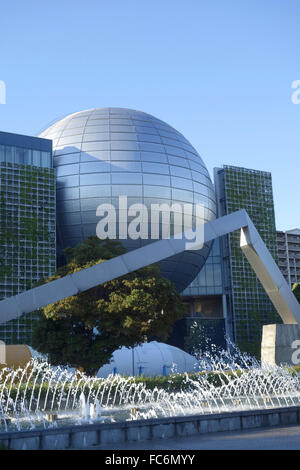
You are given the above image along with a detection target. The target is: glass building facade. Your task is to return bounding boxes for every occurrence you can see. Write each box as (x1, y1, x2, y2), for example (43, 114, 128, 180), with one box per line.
(179, 228, 227, 353)
(0, 131, 56, 344)
(177, 164, 281, 356)
(182, 239, 223, 297)
(214, 165, 280, 355)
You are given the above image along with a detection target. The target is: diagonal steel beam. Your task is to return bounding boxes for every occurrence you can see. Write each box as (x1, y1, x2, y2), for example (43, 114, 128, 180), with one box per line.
(0, 209, 299, 325)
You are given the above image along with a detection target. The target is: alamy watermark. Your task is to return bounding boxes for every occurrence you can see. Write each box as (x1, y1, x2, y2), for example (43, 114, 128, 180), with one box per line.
(291, 80, 300, 104)
(291, 340, 300, 364)
(0, 80, 6, 104)
(95, 196, 205, 250)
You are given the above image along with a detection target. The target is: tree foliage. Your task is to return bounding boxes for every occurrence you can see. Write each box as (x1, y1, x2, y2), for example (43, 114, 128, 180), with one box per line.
(293, 283, 300, 303)
(32, 236, 184, 375)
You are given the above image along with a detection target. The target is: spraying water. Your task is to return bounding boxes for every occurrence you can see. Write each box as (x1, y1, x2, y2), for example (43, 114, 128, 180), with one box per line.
(0, 342, 300, 431)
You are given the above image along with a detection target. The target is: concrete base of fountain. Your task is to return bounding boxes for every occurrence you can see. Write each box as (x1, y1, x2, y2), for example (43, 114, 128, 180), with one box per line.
(261, 324, 300, 366)
(1, 405, 300, 450)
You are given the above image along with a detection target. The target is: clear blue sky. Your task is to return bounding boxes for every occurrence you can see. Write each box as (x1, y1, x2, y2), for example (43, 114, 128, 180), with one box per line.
(0, 0, 299, 230)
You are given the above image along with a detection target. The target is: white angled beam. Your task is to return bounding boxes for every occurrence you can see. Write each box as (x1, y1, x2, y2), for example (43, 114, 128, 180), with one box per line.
(0, 209, 299, 325)
(240, 214, 300, 324)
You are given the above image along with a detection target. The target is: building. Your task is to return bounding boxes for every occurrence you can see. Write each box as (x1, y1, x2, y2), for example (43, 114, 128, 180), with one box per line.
(0, 113, 285, 359)
(213, 165, 281, 355)
(277, 229, 300, 286)
(179, 238, 227, 353)
(36, 108, 286, 356)
(169, 165, 282, 356)
(39, 107, 217, 293)
(0, 131, 56, 344)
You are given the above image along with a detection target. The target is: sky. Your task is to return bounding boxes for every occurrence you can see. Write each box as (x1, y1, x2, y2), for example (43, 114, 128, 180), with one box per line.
(0, 0, 299, 230)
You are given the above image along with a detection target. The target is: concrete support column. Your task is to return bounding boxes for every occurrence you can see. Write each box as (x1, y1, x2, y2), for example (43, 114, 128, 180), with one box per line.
(261, 324, 300, 365)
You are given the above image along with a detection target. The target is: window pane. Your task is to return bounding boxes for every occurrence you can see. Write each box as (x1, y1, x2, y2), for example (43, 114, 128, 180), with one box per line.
(5, 146, 14, 163)
(142, 162, 169, 174)
(24, 149, 32, 165)
(144, 186, 171, 198)
(15, 147, 25, 165)
(80, 173, 111, 185)
(0, 145, 5, 162)
(111, 173, 142, 184)
(32, 150, 41, 166)
(143, 174, 170, 186)
(111, 161, 141, 172)
(171, 176, 193, 190)
(56, 163, 78, 177)
(41, 151, 51, 167)
(80, 161, 111, 173)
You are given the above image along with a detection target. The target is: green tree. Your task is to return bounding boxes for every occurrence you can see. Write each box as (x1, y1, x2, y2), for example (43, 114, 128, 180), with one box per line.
(32, 236, 184, 375)
(292, 283, 300, 303)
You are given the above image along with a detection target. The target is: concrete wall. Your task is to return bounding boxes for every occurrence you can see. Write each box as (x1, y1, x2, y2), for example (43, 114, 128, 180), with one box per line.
(1, 406, 300, 450)
(261, 324, 300, 365)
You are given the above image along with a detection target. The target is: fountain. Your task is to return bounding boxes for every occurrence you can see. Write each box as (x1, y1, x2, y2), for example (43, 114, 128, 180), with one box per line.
(1, 341, 300, 432)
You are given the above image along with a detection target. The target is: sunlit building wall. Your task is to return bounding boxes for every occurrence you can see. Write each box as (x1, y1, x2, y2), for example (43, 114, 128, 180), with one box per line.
(214, 165, 280, 356)
(277, 229, 300, 286)
(0, 131, 56, 344)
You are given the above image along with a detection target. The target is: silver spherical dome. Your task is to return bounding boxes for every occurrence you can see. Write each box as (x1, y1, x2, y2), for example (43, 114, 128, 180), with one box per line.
(40, 108, 216, 291)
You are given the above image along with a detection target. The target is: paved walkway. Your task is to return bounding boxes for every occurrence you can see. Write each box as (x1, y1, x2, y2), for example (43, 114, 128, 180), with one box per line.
(90, 425, 300, 450)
